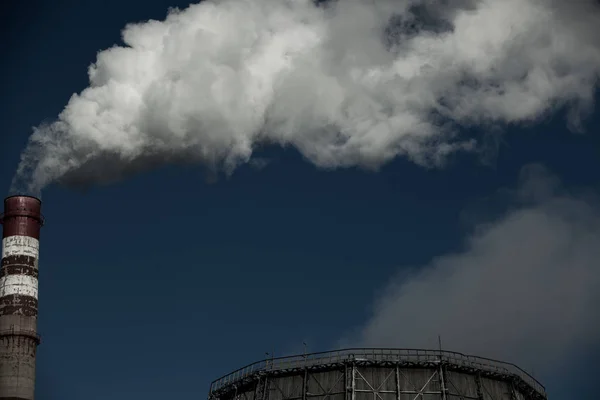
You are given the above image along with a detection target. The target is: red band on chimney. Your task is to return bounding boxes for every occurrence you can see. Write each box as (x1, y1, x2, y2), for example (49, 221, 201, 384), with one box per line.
(1, 196, 44, 239)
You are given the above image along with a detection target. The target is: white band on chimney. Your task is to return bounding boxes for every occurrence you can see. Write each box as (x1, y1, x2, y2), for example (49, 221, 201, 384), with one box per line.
(2, 236, 40, 258)
(0, 274, 39, 299)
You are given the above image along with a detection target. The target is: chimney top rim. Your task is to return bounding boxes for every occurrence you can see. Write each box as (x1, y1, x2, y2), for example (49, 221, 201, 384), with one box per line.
(4, 195, 41, 203)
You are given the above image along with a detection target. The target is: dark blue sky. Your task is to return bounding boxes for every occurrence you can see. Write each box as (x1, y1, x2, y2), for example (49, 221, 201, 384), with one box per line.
(2, 1, 599, 399)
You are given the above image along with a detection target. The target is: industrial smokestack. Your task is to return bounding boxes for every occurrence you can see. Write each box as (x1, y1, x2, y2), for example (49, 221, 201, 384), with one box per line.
(0, 196, 44, 400)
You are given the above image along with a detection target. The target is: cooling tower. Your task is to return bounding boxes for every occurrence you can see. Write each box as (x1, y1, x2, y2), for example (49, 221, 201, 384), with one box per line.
(208, 349, 547, 400)
(0, 196, 44, 400)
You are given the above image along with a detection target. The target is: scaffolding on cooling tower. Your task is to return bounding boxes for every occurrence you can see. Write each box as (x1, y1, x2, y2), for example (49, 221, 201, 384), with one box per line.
(208, 348, 546, 400)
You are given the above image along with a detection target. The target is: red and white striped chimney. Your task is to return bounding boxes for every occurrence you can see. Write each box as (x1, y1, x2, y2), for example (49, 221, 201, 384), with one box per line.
(0, 195, 44, 400)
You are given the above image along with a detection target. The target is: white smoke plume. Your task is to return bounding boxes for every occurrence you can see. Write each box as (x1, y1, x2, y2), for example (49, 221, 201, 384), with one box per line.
(352, 164, 600, 378)
(11, 0, 600, 194)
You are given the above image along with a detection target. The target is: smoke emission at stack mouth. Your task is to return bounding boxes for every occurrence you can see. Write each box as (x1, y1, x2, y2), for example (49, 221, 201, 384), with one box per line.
(10, 0, 600, 195)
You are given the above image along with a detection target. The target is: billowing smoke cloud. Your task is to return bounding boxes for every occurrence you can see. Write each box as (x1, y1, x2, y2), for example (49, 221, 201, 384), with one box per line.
(12, 0, 600, 194)
(351, 164, 600, 378)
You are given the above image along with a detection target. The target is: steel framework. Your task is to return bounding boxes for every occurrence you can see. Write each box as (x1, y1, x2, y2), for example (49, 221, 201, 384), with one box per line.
(208, 348, 546, 400)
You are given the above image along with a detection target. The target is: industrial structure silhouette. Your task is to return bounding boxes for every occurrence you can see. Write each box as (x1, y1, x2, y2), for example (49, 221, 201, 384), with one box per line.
(0, 196, 44, 399)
